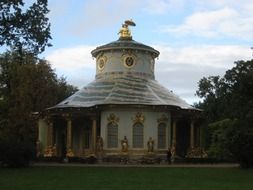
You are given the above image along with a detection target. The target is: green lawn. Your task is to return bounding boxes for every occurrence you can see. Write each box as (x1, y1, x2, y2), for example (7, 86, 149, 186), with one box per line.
(0, 166, 253, 190)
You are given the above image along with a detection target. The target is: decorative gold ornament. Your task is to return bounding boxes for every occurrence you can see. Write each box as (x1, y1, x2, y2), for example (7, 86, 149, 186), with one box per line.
(118, 19, 136, 40)
(132, 112, 145, 124)
(107, 113, 120, 125)
(66, 148, 74, 157)
(122, 52, 136, 68)
(157, 114, 168, 124)
(97, 56, 107, 71)
(124, 56, 134, 67)
(44, 146, 53, 157)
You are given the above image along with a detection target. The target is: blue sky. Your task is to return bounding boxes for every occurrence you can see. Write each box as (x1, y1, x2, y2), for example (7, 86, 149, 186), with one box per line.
(37, 0, 253, 103)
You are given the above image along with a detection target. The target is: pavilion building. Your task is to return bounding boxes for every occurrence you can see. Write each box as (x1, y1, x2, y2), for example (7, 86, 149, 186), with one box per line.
(37, 20, 203, 161)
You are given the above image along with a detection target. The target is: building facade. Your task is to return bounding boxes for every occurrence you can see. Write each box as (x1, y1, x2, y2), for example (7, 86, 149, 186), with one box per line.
(37, 21, 203, 161)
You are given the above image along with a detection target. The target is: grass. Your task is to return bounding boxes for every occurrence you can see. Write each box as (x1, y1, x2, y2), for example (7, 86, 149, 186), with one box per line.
(0, 166, 253, 190)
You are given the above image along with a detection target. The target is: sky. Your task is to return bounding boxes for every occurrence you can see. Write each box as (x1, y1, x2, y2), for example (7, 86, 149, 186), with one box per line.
(40, 0, 253, 104)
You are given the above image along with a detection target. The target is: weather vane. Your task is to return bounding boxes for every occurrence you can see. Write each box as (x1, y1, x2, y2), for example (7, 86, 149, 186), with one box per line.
(118, 19, 136, 40)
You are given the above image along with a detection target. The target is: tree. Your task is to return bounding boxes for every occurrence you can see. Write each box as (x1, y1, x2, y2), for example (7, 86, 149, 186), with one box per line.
(0, 0, 51, 54)
(207, 119, 236, 160)
(0, 0, 54, 167)
(196, 60, 253, 167)
(0, 51, 77, 167)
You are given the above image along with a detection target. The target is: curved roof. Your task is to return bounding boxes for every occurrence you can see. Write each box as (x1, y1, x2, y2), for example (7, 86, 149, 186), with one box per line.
(51, 74, 196, 110)
(91, 39, 159, 58)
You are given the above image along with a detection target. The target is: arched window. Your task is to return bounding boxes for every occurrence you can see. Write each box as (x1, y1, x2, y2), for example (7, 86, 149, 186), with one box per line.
(107, 123, 118, 148)
(133, 122, 144, 148)
(158, 123, 166, 149)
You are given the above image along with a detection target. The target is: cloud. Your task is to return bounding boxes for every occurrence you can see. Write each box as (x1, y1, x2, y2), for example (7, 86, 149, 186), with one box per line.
(46, 46, 96, 88)
(162, 7, 253, 39)
(154, 44, 252, 103)
(155, 44, 251, 68)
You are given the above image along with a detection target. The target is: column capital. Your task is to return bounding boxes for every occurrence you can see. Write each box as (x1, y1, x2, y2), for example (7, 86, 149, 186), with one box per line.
(43, 116, 53, 126)
(62, 113, 72, 121)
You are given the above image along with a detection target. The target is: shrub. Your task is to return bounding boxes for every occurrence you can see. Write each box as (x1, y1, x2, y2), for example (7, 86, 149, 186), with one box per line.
(0, 136, 35, 168)
(228, 126, 253, 168)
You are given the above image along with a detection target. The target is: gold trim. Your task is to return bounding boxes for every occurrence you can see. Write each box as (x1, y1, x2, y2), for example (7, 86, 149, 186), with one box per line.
(107, 113, 120, 125)
(157, 114, 168, 124)
(123, 56, 135, 68)
(66, 148, 74, 157)
(43, 144, 57, 157)
(132, 112, 145, 124)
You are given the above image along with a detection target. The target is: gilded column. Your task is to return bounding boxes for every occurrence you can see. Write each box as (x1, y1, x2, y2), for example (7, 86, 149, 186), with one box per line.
(37, 118, 47, 157)
(190, 120, 195, 148)
(66, 118, 74, 157)
(44, 119, 54, 157)
(92, 118, 97, 154)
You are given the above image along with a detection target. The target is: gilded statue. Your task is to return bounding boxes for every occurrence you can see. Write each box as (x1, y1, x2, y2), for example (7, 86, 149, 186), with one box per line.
(96, 136, 103, 152)
(121, 136, 129, 152)
(147, 137, 154, 153)
(118, 19, 136, 39)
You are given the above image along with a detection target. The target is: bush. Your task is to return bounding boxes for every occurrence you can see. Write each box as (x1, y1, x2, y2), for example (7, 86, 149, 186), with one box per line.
(0, 136, 35, 168)
(228, 127, 253, 168)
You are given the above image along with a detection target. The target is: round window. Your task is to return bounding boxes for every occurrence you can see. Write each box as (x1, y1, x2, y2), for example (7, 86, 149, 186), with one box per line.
(98, 58, 105, 71)
(124, 56, 134, 68)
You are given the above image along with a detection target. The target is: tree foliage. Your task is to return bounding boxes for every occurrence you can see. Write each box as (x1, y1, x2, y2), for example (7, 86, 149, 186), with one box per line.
(0, 51, 77, 167)
(0, 0, 51, 54)
(196, 60, 253, 167)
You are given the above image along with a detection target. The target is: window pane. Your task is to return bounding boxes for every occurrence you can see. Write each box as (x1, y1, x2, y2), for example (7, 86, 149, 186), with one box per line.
(158, 123, 166, 149)
(133, 123, 143, 148)
(107, 123, 118, 148)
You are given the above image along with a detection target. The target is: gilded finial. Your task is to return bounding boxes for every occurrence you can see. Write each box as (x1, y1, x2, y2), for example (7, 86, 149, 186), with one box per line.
(118, 19, 136, 40)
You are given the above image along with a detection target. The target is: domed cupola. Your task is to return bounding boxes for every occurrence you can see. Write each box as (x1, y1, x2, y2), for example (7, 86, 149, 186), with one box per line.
(91, 20, 159, 80)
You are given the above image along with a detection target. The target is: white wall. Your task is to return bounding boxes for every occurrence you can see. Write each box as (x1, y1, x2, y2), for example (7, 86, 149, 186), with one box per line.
(100, 108, 171, 151)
